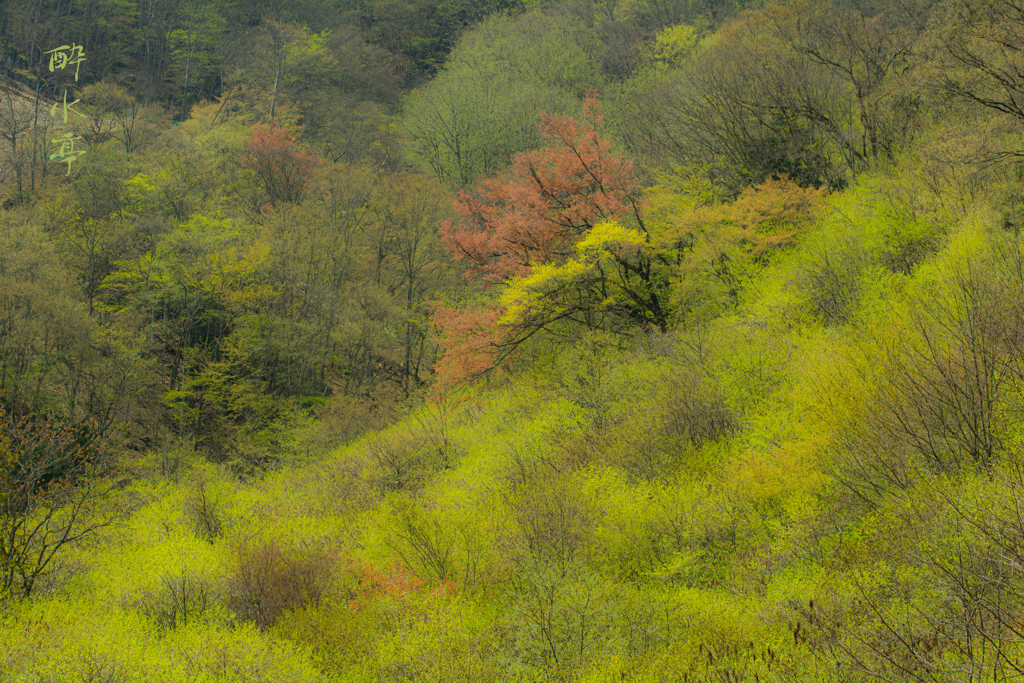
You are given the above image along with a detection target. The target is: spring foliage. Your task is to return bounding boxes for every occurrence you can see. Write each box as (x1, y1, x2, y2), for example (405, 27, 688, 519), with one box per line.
(8, 0, 1024, 681)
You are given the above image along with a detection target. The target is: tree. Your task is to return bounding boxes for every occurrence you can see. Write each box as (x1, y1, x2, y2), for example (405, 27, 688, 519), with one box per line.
(256, 168, 447, 400)
(135, 0, 187, 106)
(765, 1, 926, 164)
(368, 173, 452, 396)
(79, 83, 153, 155)
(238, 124, 322, 208)
(440, 91, 641, 282)
(0, 0, 70, 202)
(290, 26, 405, 166)
(927, 0, 1024, 124)
(622, 2, 925, 192)
(0, 404, 119, 598)
(653, 174, 824, 318)
(258, 168, 376, 397)
(495, 175, 823, 346)
(623, 12, 842, 191)
(429, 302, 507, 390)
(616, 0, 738, 32)
(824, 233, 1024, 506)
(44, 150, 155, 316)
(361, 0, 525, 79)
(0, 79, 36, 202)
(168, 0, 225, 121)
(401, 12, 596, 189)
(432, 93, 665, 386)
(497, 219, 672, 334)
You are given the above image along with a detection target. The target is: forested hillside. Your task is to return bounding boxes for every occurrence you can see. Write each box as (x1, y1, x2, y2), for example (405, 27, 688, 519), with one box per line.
(3, 0, 1024, 680)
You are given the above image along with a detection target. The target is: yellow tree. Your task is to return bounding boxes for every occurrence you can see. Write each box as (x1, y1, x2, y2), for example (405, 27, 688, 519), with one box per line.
(647, 174, 824, 319)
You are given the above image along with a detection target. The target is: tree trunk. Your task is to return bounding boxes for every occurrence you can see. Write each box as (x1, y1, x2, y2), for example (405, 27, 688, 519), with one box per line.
(30, 67, 40, 196)
(180, 1, 199, 122)
(270, 41, 284, 121)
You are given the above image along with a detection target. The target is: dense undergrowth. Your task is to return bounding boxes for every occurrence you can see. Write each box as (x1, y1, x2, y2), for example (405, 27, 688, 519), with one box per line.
(6, 148, 1024, 680)
(4, 0, 1024, 679)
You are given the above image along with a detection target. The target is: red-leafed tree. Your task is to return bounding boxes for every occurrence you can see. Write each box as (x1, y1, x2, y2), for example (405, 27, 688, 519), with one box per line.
(428, 301, 507, 392)
(239, 125, 322, 208)
(432, 92, 657, 390)
(439, 90, 644, 283)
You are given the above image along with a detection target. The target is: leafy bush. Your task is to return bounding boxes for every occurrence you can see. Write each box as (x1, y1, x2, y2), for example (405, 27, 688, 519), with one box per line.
(799, 241, 869, 325)
(832, 254, 1024, 503)
(663, 367, 737, 452)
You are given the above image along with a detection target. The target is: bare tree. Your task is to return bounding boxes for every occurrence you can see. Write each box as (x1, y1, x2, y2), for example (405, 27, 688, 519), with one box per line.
(0, 405, 121, 598)
(802, 460, 1024, 683)
(0, 81, 35, 202)
(929, 0, 1024, 124)
(824, 219, 1024, 509)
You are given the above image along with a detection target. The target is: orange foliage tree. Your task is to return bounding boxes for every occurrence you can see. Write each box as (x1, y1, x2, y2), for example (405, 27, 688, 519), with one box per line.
(239, 125, 322, 208)
(431, 92, 656, 389)
(439, 91, 642, 283)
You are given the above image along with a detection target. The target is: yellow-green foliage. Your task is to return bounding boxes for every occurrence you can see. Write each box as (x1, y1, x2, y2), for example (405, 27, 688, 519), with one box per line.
(12, 203, 1024, 680)
(498, 221, 655, 331)
(648, 24, 701, 70)
(0, 572, 323, 683)
(11, 25, 1024, 682)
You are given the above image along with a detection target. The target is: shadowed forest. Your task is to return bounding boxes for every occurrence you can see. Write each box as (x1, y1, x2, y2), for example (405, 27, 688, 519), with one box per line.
(3, 0, 1024, 680)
